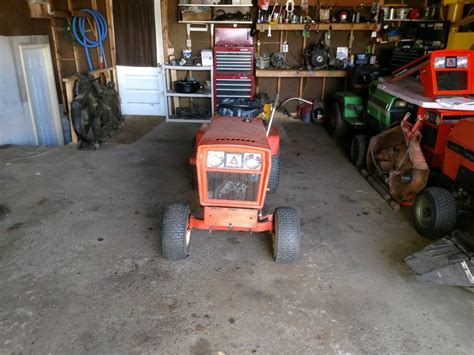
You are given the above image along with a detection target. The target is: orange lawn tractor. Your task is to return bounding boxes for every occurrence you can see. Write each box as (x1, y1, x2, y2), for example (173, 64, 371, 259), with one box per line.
(413, 118, 474, 239)
(161, 101, 301, 263)
(405, 119, 474, 287)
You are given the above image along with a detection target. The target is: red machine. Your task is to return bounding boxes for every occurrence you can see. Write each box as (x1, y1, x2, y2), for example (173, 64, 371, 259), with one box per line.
(413, 118, 474, 238)
(419, 107, 474, 168)
(213, 28, 255, 109)
(442, 119, 474, 185)
(419, 50, 474, 98)
(384, 50, 474, 287)
(372, 50, 474, 206)
(162, 115, 301, 263)
(391, 49, 474, 98)
(406, 119, 474, 286)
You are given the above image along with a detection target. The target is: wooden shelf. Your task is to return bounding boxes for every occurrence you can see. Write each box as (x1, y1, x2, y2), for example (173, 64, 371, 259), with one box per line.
(269, 0, 374, 5)
(256, 69, 350, 78)
(178, 4, 252, 7)
(378, 38, 414, 44)
(179, 20, 252, 24)
(166, 90, 212, 98)
(256, 23, 377, 32)
(163, 65, 212, 71)
(383, 3, 409, 7)
(383, 19, 445, 22)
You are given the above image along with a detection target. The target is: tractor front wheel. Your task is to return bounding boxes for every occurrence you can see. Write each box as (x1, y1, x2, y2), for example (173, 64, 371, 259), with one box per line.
(162, 202, 191, 260)
(413, 187, 457, 240)
(327, 102, 350, 139)
(350, 134, 369, 170)
(272, 207, 300, 263)
(268, 154, 280, 194)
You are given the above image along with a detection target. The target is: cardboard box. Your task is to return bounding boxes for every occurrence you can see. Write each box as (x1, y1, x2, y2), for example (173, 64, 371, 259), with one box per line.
(181, 8, 212, 21)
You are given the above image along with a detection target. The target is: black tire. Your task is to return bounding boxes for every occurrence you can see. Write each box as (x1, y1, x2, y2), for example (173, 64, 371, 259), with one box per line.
(413, 187, 457, 240)
(273, 207, 300, 263)
(162, 202, 191, 260)
(71, 101, 95, 144)
(268, 154, 280, 194)
(327, 101, 350, 139)
(350, 134, 369, 170)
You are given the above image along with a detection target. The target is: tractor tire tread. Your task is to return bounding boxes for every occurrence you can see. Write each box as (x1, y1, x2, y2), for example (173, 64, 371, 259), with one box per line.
(350, 134, 369, 170)
(413, 187, 457, 240)
(162, 202, 190, 260)
(268, 154, 280, 194)
(274, 207, 300, 263)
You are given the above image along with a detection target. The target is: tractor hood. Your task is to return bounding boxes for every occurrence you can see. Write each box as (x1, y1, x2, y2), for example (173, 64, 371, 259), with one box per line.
(198, 115, 271, 150)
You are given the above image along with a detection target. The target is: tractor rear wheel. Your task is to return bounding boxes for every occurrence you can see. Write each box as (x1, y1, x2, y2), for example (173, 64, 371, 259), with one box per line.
(268, 154, 280, 194)
(327, 102, 350, 139)
(272, 207, 300, 263)
(162, 202, 191, 260)
(413, 187, 457, 240)
(350, 134, 369, 170)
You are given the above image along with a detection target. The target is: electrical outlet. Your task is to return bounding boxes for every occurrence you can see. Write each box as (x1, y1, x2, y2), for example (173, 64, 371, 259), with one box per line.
(167, 48, 175, 56)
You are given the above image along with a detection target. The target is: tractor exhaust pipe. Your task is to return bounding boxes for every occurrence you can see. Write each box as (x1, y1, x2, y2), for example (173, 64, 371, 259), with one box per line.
(266, 93, 280, 137)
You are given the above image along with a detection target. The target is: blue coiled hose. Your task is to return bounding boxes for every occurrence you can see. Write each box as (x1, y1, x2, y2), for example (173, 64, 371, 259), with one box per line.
(72, 9, 108, 71)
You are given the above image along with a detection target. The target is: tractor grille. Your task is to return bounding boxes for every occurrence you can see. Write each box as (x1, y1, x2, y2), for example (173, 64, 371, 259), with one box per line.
(207, 172, 259, 201)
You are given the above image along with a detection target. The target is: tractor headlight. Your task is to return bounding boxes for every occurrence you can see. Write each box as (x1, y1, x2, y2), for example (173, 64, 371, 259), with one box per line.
(428, 111, 441, 125)
(434, 56, 446, 69)
(457, 56, 468, 68)
(207, 151, 225, 168)
(394, 99, 407, 108)
(244, 153, 262, 170)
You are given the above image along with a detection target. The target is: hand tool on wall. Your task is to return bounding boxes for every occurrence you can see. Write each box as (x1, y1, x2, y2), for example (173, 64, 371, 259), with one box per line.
(268, 0, 279, 24)
(285, 0, 295, 23)
(324, 25, 332, 47)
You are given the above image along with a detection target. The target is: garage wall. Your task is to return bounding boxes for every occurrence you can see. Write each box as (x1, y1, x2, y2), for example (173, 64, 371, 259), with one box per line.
(1, 0, 114, 105)
(0, 0, 61, 99)
(0, 0, 50, 36)
(49, 0, 113, 76)
(165, 3, 371, 111)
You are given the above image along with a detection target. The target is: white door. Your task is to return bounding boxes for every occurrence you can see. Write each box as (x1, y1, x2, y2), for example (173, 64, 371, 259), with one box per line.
(116, 0, 166, 116)
(117, 65, 166, 116)
(19, 44, 64, 146)
(0, 37, 37, 145)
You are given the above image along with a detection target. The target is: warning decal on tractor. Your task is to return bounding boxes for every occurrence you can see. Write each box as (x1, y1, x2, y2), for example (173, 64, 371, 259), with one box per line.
(446, 57, 457, 68)
(225, 153, 243, 168)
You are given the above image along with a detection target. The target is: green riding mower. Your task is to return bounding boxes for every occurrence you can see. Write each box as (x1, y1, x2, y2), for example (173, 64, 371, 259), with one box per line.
(327, 64, 430, 207)
(327, 75, 417, 169)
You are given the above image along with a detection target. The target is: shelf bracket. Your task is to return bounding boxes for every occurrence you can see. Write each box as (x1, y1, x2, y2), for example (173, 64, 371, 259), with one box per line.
(186, 24, 209, 48)
(186, 24, 209, 33)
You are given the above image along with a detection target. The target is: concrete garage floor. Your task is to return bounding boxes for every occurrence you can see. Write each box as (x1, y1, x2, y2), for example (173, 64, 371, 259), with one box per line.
(0, 121, 473, 354)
